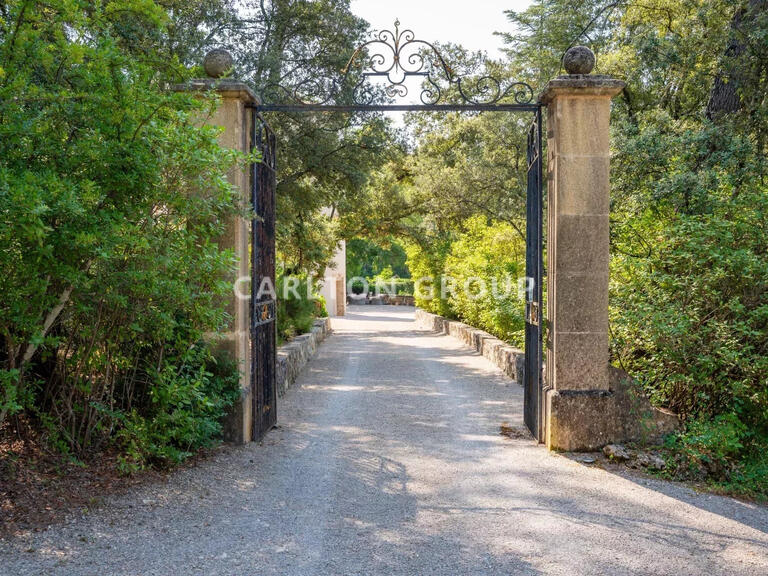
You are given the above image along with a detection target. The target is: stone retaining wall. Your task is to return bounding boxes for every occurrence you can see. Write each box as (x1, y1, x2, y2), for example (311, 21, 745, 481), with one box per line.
(414, 308, 525, 385)
(348, 294, 415, 306)
(276, 317, 332, 397)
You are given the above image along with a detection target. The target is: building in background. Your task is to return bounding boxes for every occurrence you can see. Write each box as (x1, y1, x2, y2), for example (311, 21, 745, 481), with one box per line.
(320, 241, 346, 317)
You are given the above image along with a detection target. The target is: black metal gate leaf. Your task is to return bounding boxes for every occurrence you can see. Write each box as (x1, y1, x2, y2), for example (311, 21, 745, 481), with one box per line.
(524, 109, 544, 443)
(250, 111, 278, 441)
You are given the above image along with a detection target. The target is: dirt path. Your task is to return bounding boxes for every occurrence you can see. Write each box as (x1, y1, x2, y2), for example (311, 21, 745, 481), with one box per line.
(1, 305, 767, 575)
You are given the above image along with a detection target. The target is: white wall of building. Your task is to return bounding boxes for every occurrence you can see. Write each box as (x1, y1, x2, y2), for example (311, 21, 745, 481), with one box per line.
(320, 241, 346, 317)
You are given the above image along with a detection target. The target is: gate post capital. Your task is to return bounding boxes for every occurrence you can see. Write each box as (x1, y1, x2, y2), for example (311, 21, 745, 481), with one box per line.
(179, 78, 259, 106)
(539, 75, 625, 105)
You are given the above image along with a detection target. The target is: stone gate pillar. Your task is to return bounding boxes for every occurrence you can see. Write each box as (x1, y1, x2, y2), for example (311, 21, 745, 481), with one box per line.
(176, 50, 258, 443)
(539, 48, 625, 451)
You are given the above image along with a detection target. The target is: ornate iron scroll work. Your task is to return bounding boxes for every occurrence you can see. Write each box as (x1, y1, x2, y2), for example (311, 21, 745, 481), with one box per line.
(259, 20, 536, 112)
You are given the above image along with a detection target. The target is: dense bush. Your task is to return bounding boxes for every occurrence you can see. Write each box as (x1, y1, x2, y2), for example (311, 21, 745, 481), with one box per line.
(0, 0, 244, 465)
(349, 278, 367, 295)
(389, 279, 415, 296)
(611, 188, 768, 491)
(116, 346, 241, 473)
(369, 267, 414, 296)
(405, 238, 453, 317)
(611, 194, 768, 423)
(276, 273, 326, 344)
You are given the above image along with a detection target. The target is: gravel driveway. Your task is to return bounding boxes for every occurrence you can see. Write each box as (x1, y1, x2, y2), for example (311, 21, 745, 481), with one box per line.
(2, 305, 767, 575)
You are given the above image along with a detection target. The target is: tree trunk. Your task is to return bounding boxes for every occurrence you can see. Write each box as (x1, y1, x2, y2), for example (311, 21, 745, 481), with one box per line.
(707, 0, 767, 119)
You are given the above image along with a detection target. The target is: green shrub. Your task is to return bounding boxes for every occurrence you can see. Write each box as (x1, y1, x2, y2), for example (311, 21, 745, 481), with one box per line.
(663, 415, 768, 499)
(349, 278, 367, 295)
(371, 277, 414, 296)
(276, 274, 321, 343)
(393, 279, 415, 296)
(611, 192, 768, 425)
(116, 345, 241, 473)
(444, 216, 526, 347)
(0, 370, 25, 424)
(666, 414, 746, 478)
(0, 0, 245, 465)
(404, 218, 526, 345)
(314, 295, 329, 318)
(726, 451, 768, 501)
(405, 238, 453, 317)
(612, 188, 768, 498)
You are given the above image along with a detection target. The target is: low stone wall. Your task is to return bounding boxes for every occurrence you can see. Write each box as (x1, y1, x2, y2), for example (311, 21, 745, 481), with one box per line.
(276, 317, 332, 397)
(347, 294, 415, 306)
(381, 294, 415, 306)
(414, 308, 525, 385)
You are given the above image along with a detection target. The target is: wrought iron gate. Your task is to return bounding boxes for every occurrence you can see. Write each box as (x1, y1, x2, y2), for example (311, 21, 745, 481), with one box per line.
(524, 110, 544, 442)
(250, 111, 277, 441)
(250, 20, 546, 442)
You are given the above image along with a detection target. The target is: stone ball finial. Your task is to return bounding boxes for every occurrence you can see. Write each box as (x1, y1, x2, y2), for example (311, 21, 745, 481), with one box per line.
(563, 46, 596, 75)
(203, 48, 234, 78)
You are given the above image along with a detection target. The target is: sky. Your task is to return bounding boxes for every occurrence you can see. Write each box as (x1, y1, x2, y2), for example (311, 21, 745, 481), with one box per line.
(350, 0, 533, 60)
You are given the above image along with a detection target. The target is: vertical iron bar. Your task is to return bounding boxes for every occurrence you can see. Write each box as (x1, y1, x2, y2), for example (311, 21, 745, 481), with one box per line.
(265, 128, 277, 433)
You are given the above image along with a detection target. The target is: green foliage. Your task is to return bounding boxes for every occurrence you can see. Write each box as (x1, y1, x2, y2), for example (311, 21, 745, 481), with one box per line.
(314, 295, 329, 319)
(611, 193, 768, 422)
(405, 238, 453, 317)
(367, 267, 413, 296)
(666, 414, 746, 478)
(346, 238, 410, 279)
(444, 216, 526, 347)
(403, 217, 526, 346)
(0, 369, 26, 422)
(116, 346, 241, 472)
(372, 278, 415, 297)
(276, 273, 322, 343)
(224, 0, 398, 276)
(663, 414, 768, 499)
(349, 278, 366, 295)
(726, 452, 768, 501)
(0, 0, 246, 464)
(406, 112, 529, 233)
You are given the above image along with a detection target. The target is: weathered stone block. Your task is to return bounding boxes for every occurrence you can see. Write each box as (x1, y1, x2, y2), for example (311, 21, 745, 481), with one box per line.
(551, 331, 609, 391)
(553, 272, 610, 334)
(275, 318, 332, 398)
(547, 97, 612, 156)
(554, 156, 610, 216)
(555, 214, 610, 275)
